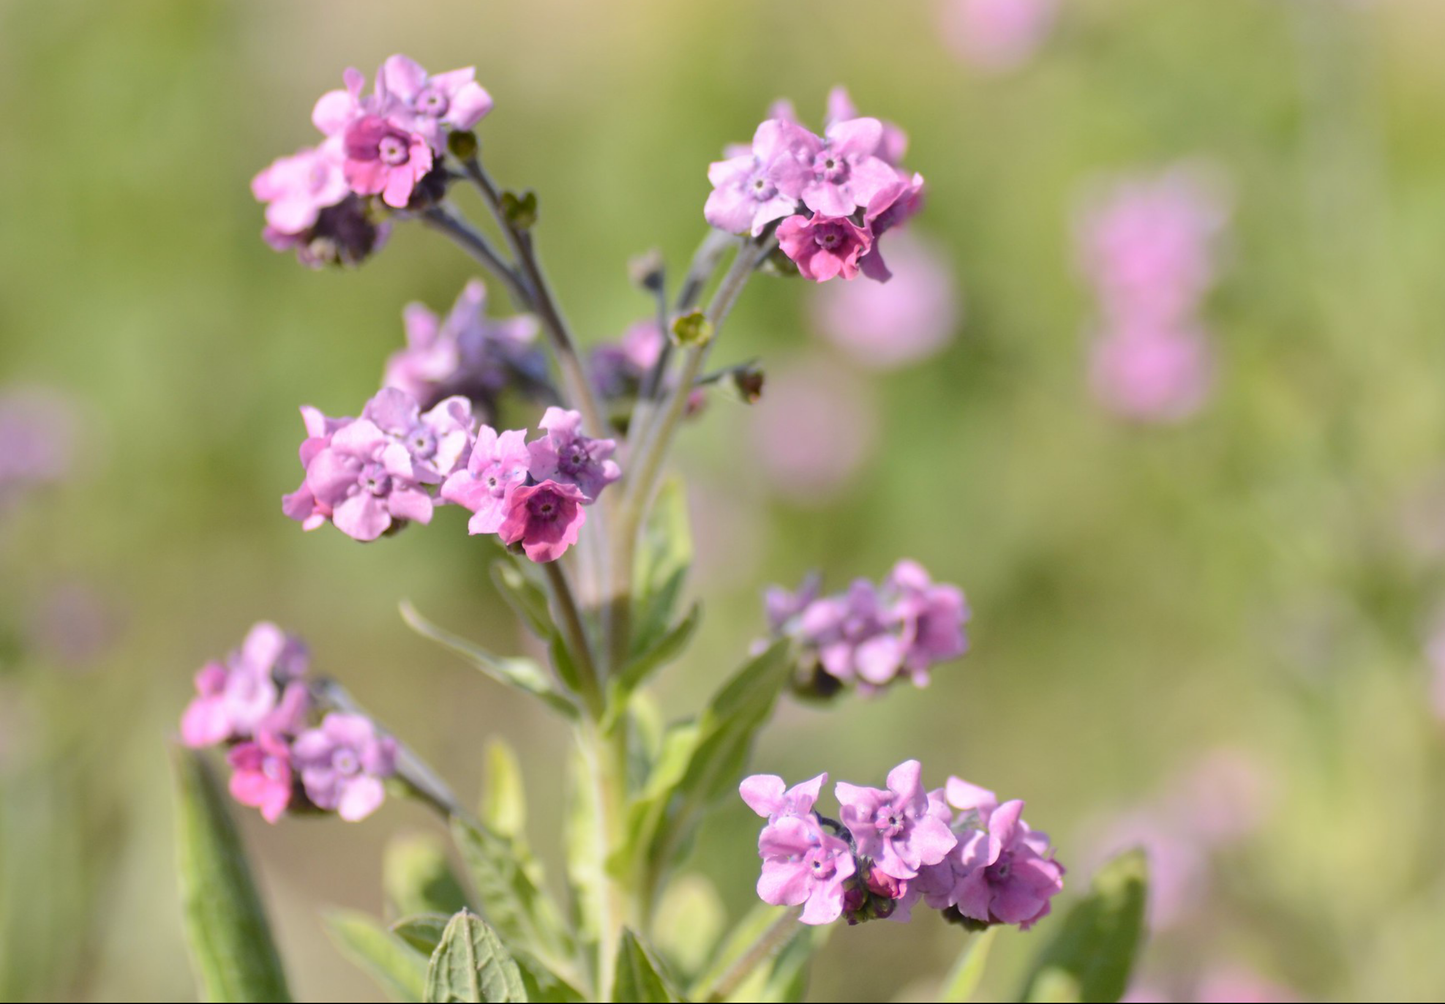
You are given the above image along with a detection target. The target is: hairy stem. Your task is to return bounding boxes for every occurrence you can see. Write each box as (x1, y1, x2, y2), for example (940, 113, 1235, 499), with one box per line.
(459, 155, 609, 442)
(420, 205, 532, 310)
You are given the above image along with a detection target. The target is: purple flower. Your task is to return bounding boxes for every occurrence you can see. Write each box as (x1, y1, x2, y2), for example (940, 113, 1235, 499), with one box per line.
(283, 389, 466, 542)
(798, 118, 898, 218)
(886, 560, 970, 685)
(704, 119, 815, 236)
(590, 321, 665, 400)
(227, 733, 294, 824)
(802, 581, 907, 687)
(180, 622, 310, 748)
(940, 0, 1058, 74)
(857, 171, 926, 282)
(824, 87, 908, 166)
(264, 194, 389, 269)
(764, 574, 822, 635)
(362, 387, 474, 485)
(810, 232, 958, 369)
(440, 425, 532, 534)
(384, 280, 544, 413)
(951, 799, 1065, 930)
(836, 760, 957, 880)
(740, 772, 827, 822)
(341, 114, 434, 209)
(526, 407, 620, 502)
(1089, 323, 1214, 423)
(945, 776, 1000, 823)
(377, 54, 493, 153)
(292, 713, 397, 822)
(777, 214, 873, 283)
(498, 479, 589, 563)
(756, 814, 857, 925)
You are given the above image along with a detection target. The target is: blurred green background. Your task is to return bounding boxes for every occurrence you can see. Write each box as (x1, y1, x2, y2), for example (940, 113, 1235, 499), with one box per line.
(4, 0, 1445, 1000)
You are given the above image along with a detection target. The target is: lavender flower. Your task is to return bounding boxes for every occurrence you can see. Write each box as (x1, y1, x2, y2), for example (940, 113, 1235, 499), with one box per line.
(376, 54, 493, 153)
(756, 814, 857, 925)
(704, 119, 815, 236)
(526, 407, 620, 502)
(949, 799, 1064, 930)
(292, 713, 398, 822)
(835, 760, 957, 880)
(740, 772, 827, 823)
(440, 425, 532, 535)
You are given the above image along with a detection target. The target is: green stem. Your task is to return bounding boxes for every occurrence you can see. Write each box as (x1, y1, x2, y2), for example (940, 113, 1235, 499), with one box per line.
(698, 908, 799, 1002)
(580, 718, 633, 1001)
(541, 560, 603, 719)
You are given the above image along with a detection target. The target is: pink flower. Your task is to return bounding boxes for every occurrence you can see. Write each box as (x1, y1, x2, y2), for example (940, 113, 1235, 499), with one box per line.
(949, 799, 1064, 930)
(384, 280, 543, 413)
(802, 581, 907, 687)
(777, 214, 873, 283)
(252, 143, 350, 238)
(939, 0, 1058, 74)
(292, 713, 397, 822)
(887, 560, 970, 684)
(756, 814, 857, 925)
(751, 355, 877, 503)
(377, 54, 493, 152)
(441, 425, 532, 535)
(824, 87, 908, 166)
(1089, 324, 1215, 423)
(342, 114, 434, 209)
(799, 118, 899, 218)
(740, 772, 827, 822)
(857, 172, 926, 282)
(497, 479, 588, 563)
(810, 232, 959, 369)
(705, 119, 816, 236)
(361, 387, 474, 486)
(179, 622, 310, 748)
(836, 760, 957, 880)
(526, 407, 620, 502)
(227, 733, 294, 824)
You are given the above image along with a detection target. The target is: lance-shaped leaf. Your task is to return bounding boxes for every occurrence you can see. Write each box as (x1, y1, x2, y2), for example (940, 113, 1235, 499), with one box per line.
(424, 910, 527, 1003)
(612, 929, 679, 1002)
(385, 833, 472, 919)
(490, 558, 554, 641)
(393, 914, 452, 956)
(633, 477, 692, 656)
(645, 640, 793, 870)
(400, 600, 578, 719)
(938, 928, 997, 1003)
(171, 745, 291, 1003)
(325, 910, 428, 1002)
(450, 816, 578, 985)
(1018, 849, 1149, 1004)
(608, 603, 701, 715)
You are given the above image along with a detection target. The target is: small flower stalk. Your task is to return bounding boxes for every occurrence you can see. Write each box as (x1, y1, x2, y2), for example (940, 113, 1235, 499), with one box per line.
(174, 56, 1091, 1004)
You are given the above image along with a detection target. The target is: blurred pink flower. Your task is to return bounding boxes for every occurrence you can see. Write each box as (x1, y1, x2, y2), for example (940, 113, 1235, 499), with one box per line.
(750, 355, 878, 503)
(1089, 324, 1215, 424)
(1195, 967, 1302, 1003)
(809, 232, 959, 369)
(0, 386, 78, 506)
(1166, 747, 1272, 847)
(939, 0, 1058, 74)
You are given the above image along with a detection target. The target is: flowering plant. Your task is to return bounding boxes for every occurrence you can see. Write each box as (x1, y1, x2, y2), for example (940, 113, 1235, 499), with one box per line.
(172, 55, 1148, 1003)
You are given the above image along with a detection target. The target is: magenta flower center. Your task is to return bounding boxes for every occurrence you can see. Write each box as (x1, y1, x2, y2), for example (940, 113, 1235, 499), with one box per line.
(359, 462, 391, 496)
(874, 805, 905, 837)
(814, 223, 848, 251)
(331, 748, 360, 776)
(378, 134, 411, 165)
(415, 87, 449, 117)
(560, 443, 590, 475)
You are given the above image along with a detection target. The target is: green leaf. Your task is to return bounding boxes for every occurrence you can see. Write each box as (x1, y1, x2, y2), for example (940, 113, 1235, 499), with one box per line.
(612, 929, 678, 1002)
(424, 910, 527, 1003)
(481, 738, 527, 840)
(938, 928, 996, 1003)
(647, 640, 793, 870)
(547, 628, 584, 696)
(400, 600, 578, 719)
(609, 603, 701, 713)
(616, 721, 701, 882)
(385, 834, 471, 919)
(171, 745, 291, 1003)
(392, 914, 452, 956)
(450, 817, 577, 981)
(633, 478, 692, 655)
(1019, 849, 1149, 1004)
(325, 910, 427, 1003)
(490, 558, 554, 641)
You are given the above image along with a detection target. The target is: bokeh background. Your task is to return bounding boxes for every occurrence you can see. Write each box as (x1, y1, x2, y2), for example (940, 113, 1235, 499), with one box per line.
(4, 0, 1445, 1000)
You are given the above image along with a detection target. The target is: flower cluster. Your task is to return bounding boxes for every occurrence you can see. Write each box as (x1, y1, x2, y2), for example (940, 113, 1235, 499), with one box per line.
(763, 560, 969, 697)
(742, 760, 1063, 929)
(282, 387, 474, 543)
(441, 406, 619, 562)
(1076, 166, 1228, 422)
(252, 55, 493, 267)
(179, 622, 397, 823)
(384, 279, 547, 417)
(704, 88, 923, 283)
